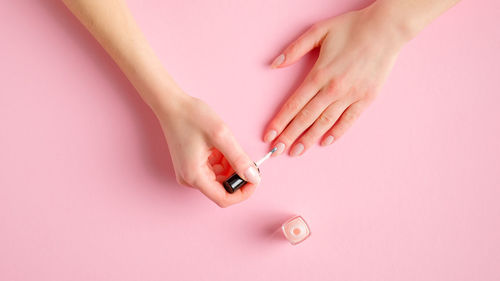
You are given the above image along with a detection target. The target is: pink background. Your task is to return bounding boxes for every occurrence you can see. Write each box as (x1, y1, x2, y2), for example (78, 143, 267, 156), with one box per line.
(1, 0, 499, 280)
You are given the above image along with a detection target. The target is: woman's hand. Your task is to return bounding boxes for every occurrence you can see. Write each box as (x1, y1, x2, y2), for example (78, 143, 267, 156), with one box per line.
(264, 5, 409, 156)
(63, 0, 261, 207)
(156, 95, 260, 207)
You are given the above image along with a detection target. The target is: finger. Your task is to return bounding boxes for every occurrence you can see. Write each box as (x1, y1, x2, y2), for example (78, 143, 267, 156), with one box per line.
(271, 86, 339, 156)
(294, 100, 350, 154)
(208, 149, 222, 165)
(211, 126, 261, 185)
(271, 23, 328, 68)
(263, 70, 328, 146)
(220, 157, 232, 177)
(212, 164, 225, 175)
(195, 171, 257, 208)
(322, 100, 368, 144)
(220, 157, 229, 169)
(216, 175, 226, 183)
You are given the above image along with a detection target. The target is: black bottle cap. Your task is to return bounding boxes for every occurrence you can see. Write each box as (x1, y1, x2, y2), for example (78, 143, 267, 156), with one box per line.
(223, 164, 260, 193)
(223, 173, 246, 193)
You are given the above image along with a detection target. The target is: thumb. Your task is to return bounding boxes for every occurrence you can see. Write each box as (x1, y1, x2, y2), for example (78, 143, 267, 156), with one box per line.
(211, 126, 261, 185)
(271, 23, 328, 68)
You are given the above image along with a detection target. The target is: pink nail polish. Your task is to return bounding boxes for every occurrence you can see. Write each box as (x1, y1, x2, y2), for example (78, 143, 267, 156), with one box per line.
(282, 216, 311, 245)
(271, 54, 285, 68)
(264, 130, 277, 143)
(274, 142, 285, 155)
(322, 135, 334, 146)
(244, 166, 261, 185)
(289, 143, 304, 156)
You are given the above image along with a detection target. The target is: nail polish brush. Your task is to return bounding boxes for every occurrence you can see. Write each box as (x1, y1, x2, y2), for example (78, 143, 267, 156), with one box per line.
(223, 147, 277, 193)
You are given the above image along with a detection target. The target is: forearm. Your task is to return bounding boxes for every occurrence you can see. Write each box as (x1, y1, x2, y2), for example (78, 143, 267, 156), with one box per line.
(62, 0, 184, 115)
(365, 0, 461, 43)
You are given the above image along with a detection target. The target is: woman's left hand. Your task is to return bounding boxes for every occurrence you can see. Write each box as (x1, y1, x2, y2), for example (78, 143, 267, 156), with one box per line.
(264, 5, 409, 156)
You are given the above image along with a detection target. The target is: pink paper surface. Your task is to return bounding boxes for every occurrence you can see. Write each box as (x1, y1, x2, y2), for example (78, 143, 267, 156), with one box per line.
(1, 0, 499, 280)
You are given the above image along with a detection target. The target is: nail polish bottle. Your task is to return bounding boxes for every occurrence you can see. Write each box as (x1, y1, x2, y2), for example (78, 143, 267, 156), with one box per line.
(282, 216, 311, 245)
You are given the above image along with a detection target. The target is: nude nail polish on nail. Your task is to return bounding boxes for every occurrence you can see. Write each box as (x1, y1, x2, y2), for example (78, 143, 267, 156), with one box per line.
(323, 135, 334, 146)
(244, 166, 261, 185)
(275, 142, 285, 155)
(264, 130, 277, 143)
(290, 143, 304, 156)
(271, 54, 285, 68)
(282, 216, 311, 245)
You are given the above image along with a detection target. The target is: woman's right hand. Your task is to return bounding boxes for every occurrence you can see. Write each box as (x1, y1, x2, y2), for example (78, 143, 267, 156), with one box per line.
(63, 0, 262, 207)
(155, 94, 260, 208)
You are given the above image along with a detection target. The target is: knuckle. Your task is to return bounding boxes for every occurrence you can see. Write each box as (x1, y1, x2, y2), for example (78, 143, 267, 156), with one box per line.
(211, 123, 229, 142)
(343, 110, 359, 124)
(310, 68, 328, 85)
(323, 80, 339, 98)
(297, 107, 314, 121)
(175, 175, 187, 186)
(179, 169, 198, 186)
(349, 86, 364, 101)
(283, 99, 302, 113)
(333, 76, 348, 92)
(318, 112, 334, 125)
(320, 78, 348, 101)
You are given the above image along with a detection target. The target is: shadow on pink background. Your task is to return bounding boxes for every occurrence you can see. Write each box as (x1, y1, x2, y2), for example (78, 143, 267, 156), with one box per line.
(1, 0, 499, 280)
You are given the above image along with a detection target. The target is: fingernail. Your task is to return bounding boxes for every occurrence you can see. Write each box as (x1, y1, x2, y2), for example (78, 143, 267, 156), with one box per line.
(264, 130, 277, 143)
(290, 143, 304, 157)
(322, 135, 335, 146)
(274, 142, 286, 155)
(271, 54, 285, 68)
(244, 166, 261, 185)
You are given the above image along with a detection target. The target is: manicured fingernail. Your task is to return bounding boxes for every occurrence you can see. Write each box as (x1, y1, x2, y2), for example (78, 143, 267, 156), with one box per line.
(244, 166, 261, 185)
(271, 54, 285, 68)
(264, 130, 277, 143)
(290, 143, 304, 157)
(322, 135, 335, 146)
(274, 142, 285, 155)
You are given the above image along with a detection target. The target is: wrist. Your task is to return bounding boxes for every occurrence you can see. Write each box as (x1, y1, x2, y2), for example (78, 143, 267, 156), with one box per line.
(124, 57, 190, 119)
(145, 81, 191, 121)
(362, 2, 423, 46)
(113, 43, 189, 118)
